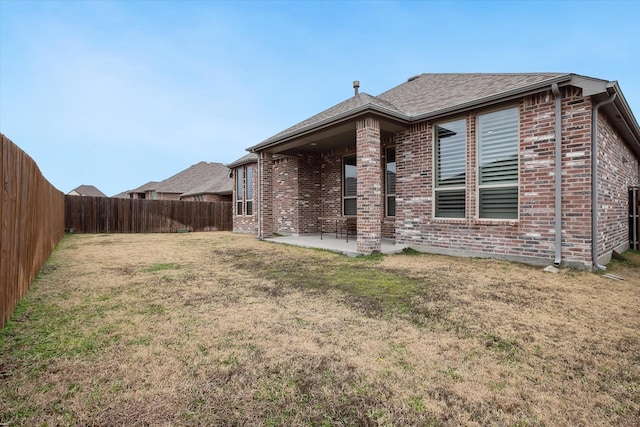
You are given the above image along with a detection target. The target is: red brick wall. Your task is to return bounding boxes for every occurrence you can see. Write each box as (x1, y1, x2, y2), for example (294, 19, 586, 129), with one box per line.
(273, 156, 299, 234)
(396, 87, 601, 267)
(314, 144, 395, 239)
(236, 143, 395, 240)
(356, 117, 382, 253)
(233, 152, 343, 236)
(271, 154, 322, 235)
(237, 86, 638, 266)
(298, 154, 322, 234)
(558, 88, 593, 263)
(258, 153, 274, 238)
(233, 162, 258, 234)
(596, 110, 640, 258)
(320, 149, 348, 218)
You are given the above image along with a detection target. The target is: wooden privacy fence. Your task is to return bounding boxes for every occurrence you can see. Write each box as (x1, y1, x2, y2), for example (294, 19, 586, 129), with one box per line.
(1, 134, 65, 329)
(65, 196, 232, 233)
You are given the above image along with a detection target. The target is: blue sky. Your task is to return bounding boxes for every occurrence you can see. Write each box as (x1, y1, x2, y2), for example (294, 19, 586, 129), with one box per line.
(1, 0, 639, 196)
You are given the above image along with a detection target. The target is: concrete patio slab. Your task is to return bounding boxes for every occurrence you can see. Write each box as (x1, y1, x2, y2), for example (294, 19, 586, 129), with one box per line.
(263, 234, 406, 257)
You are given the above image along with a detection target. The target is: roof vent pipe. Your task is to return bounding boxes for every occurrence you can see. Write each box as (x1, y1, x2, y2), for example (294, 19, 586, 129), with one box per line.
(591, 91, 617, 271)
(353, 80, 360, 96)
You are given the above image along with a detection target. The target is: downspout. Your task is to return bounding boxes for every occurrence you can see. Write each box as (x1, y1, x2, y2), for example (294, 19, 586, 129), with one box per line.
(551, 83, 562, 266)
(591, 92, 617, 270)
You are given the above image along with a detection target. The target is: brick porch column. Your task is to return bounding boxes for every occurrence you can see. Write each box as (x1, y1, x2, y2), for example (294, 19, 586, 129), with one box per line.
(258, 151, 274, 238)
(356, 117, 382, 253)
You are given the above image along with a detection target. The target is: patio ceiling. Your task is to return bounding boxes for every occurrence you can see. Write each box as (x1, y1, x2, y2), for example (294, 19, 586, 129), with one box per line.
(266, 115, 408, 156)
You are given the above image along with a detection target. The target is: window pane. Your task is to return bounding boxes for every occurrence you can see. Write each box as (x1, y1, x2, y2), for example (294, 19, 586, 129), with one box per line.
(246, 200, 253, 216)
(479, 108, 519, 185)
(479, 187, 518, 219)
(236, 201, 243, 216)
(344, 198, 356, 216)
(246, 166, 253, 199)
(435, 119, 466, 218)
(344, 155, 357, 197)
(436, 190, 465, 218)
(387, 195, 396, 217)
(236, 168, 244, 200)
(386, 147, 396, 195)
(436, 119, 466, 187)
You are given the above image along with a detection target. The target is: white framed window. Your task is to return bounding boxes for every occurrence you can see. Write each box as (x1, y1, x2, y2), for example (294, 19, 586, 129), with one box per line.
(235, 166, 254, 216)
(385, 147, 396, 217)
(343, 155, 357, 216)
(235, 167, 244, 216)
(434, 119, 466, 218)
(477, 107, 519, 219)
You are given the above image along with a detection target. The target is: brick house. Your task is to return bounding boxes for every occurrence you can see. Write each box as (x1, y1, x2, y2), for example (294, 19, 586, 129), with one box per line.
(125, 162, 232, 201)
(126, 181, 159, 199)
(230, 73, 640, 269)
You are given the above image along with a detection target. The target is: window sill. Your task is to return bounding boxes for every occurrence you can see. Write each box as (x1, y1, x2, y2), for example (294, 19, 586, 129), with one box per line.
(430, 217, 519, 226)
(473, 218, 518, 226)
(432, 217, 467, 223)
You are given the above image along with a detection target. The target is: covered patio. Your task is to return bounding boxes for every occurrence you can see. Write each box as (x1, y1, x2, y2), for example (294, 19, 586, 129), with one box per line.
(249, 84, 409, 255)
(264, 234, 406, 257)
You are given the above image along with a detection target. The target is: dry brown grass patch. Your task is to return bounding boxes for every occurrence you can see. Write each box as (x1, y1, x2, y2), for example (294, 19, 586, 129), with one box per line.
(1, 232, 639, 426)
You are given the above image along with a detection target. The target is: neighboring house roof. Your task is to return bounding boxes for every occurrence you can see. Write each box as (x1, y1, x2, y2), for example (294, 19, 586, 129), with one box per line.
(130, 181, 160, 193)
(248, 73, 640, 157)
(120, 162, 233, 199)
(68, 185, 107, 197)
(111, 191, 131, 199)
(154, 162, 233, 195)
(227, 153, 258, 168)
(180, 172, 233, 197)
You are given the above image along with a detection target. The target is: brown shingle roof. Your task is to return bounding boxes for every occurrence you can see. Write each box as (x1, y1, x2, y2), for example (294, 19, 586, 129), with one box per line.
(130, 181, 160, 193)
(261, 93, 404, 145)
(250, 72, 571, 150)
(155, 162, 231, 195)
(111, 191, 131, 199)
(68, 185, 107, 197)
(180, 171, 232, 197)
(378, 73, 568, 116)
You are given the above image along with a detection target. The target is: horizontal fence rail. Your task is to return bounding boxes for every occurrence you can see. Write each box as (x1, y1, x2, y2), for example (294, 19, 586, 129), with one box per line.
(1, 134, 65, 329)
(64, 196, 232, 233)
